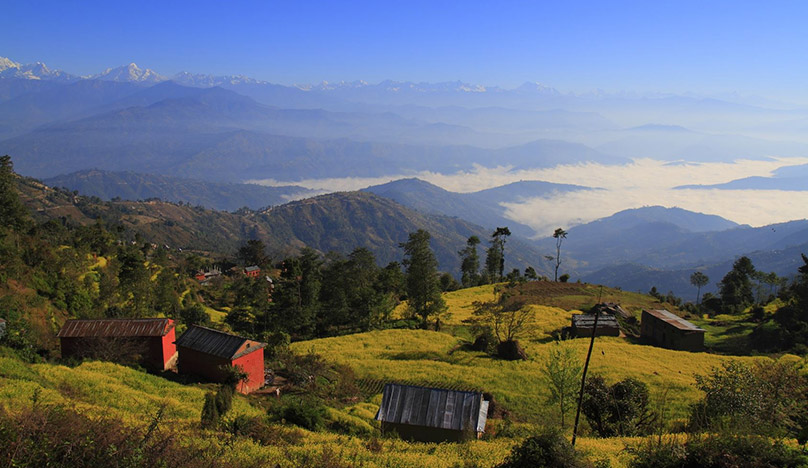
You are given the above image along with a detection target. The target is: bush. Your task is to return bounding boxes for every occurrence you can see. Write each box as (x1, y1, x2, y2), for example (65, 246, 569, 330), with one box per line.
(628, 434, 808, 468)
(471, 328, 497, 354)
(229, 414, 303, 446)
(496, 339, 528, 361)
(688, 360, 808, 438)
(581, 375, 655, 437)
(0, 402, 226, 467)
(272, 396, 327, 431)
(200, 392, 219, 428)
(214, 384, 233, 415)
(180, 303, 211, 327)
(496, 430, 592, 468)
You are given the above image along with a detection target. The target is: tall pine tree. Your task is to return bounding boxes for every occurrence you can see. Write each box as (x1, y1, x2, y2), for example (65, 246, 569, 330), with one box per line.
(401, 230, 446, 329)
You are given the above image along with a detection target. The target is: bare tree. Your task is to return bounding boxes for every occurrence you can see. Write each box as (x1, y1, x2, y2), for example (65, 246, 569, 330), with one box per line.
(552, 228, 567, 282)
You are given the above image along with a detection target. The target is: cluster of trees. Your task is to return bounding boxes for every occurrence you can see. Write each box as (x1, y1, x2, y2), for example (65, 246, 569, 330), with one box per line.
(690, 256, 789, 315)
(220, 244, 406, 341)
(0, 155, 216, 358)
(458, 227, 567, 288)
(683, 254, 808, 353)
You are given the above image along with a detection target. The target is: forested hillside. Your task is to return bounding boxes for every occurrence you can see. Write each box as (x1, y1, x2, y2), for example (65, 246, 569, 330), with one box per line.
(17, 173, 549, 276)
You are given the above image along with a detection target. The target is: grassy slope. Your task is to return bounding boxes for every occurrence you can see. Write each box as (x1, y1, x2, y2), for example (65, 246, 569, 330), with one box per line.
(3, 283, 804, 467)
(0, 352, 517, 467)
(296, 283, 805, 426)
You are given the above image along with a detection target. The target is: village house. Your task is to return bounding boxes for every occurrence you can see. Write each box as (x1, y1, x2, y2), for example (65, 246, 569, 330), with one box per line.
(570, 313, 621, 338)
(244, 265, 261, 278)
(640, 309, 705, 352)
(375, 383, 489, 442)
(57, 318, 177, 370)
(174, 325, 266, 394)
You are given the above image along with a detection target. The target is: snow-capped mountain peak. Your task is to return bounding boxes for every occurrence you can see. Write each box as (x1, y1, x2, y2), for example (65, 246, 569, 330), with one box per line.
(91, 62, 167, 83)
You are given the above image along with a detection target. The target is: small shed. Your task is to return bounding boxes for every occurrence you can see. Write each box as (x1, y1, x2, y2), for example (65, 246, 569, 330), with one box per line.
(57, 318, 177, 370)
(641, 309, 705, 352)
(244, 265, 261, 278)
(175, 326, 266, 394)
(375, 383, 489, 442)
(570, 313, 621, 338)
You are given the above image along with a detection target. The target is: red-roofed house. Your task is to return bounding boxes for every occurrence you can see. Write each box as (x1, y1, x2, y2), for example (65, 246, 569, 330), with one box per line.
(175, 325, 266, 393)
(57, 318, 177, 370)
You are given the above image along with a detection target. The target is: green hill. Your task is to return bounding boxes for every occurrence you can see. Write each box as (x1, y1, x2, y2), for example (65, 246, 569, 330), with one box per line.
(18, 177, 551, 275)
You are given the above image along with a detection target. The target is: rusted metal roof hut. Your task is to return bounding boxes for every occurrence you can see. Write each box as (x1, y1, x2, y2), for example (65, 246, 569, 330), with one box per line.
(570, 313, 621, 338)
(640, 309, 705, 352)
(375, 383, 489, 442)
(57, 318, 177, 370)
(175, 326, 266, 394)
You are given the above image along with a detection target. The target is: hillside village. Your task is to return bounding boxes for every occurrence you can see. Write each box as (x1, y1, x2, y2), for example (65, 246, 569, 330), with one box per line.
(1, 155, 807, 467)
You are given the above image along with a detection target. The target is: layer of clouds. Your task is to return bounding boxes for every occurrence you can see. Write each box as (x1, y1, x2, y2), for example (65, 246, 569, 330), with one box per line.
(249, 157, 808, 234)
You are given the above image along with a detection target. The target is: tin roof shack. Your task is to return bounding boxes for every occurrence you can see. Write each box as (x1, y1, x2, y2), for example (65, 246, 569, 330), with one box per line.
(641, 309, 705, 352)
(376, 384, 489, 442)
(175, 326, 266, 394)
(57, 318, 177, 370)
(570, 313, 621, 338)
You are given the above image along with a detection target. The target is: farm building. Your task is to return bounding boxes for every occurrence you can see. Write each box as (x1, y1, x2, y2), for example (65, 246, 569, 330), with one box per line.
(641, 309, 705, 352)
(244, 265, 261, 278)
(375, 383, 489, 442)
(175, 326, 266, 394)
(570, 313, 621, 338)
(57, 318, 177, 370)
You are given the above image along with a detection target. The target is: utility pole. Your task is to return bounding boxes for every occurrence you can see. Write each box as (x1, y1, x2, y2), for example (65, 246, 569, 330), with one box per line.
(571, 287, 602, 446)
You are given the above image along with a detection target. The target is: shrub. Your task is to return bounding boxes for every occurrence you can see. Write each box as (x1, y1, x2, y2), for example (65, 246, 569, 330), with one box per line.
(214, 384, 233, 415)
(272, 396, 327, 431)
(581, 375, 655, 437)
(200, 392, 219, 428)
(689, 360, 808, 438)
(496, 429, 592, 468)
(229, 414, 303, 446)
(180, 303, 211, 327)
(628, 434, 808, 468)
(0, 402, 225, 467)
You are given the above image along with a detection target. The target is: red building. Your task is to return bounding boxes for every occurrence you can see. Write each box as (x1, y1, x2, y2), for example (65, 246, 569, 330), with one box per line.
(175, 326, 266, 394)
(244, 265, 261, 278)
(57, 318, 177, 370)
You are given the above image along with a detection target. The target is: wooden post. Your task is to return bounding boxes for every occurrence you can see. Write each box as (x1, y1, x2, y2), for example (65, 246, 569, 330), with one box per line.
(571, 304, 600, 446)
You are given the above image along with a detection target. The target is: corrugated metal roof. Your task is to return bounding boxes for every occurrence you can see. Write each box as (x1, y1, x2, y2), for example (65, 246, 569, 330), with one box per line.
(57, 318, 173, 338)
(644, 309, 704, 332)
(376, 383, 488, 433)
(175, 325, 265, 360)
(572, 314, 620, 328)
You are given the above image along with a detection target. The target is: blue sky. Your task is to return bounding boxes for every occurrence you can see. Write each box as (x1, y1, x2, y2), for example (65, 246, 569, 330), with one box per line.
(3, 1, 808, 100)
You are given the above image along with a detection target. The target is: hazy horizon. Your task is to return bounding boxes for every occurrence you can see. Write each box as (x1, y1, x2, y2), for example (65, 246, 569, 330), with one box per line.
(5, 1, 808, 105)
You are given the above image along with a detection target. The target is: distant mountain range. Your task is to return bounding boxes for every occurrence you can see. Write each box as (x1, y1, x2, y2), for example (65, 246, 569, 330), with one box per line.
(18, 170, 808, 300)
(363, 178, 593, 238)
(676, 163, 808, 191)
(532, 206, 808, 300)
(1, 83, 626, 181)
(44, 170, 317, 211)
(18, 175, 550, 277)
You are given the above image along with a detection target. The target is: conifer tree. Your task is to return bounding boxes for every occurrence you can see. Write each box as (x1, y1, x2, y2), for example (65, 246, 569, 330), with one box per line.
(401, 229, 446, 328)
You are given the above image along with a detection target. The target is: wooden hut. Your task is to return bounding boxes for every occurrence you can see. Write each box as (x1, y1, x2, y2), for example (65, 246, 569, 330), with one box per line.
(375, 383, 489, 442)
(57, 318, 177, 370)
(174, 326, 265, 394)
(640, 309, 705, 351)
(570, 313, 621, 338)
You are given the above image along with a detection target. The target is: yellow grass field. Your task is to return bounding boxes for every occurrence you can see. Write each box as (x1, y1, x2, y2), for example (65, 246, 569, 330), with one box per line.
(2, 282, 805, 467)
